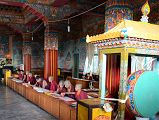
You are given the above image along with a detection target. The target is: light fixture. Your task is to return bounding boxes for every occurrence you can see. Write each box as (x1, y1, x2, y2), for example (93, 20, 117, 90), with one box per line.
(67, 19, 70, 32)
(32, 33, 33, 41)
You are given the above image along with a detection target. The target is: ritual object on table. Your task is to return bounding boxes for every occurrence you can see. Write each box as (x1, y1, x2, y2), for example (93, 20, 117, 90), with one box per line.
(126, 70, 159, 119)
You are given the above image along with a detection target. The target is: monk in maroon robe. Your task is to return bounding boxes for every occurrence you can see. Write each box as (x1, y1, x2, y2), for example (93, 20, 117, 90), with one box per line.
(42, 79, 51, 90)
(63, 80, 75, 99)
(48, 76, 57, 92)
(75, 84, 88, 100)
(85, 73, 93, 80)
(56, 80, 66, 94)
(18, 70, 23, 80)
(28, 73, 36, 85)
(35, 77, 43, 88)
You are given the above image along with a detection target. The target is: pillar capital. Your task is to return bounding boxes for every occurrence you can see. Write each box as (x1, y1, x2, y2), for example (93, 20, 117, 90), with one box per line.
(22, 33, 32, 41)
(106, 0, 131, 8)
(105, 0, 133, 32)
(44, 24, 58, 50)
(23, 41, 31, 55)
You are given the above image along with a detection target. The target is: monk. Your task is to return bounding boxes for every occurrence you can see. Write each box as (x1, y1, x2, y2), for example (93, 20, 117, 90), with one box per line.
(28, 73, 36, 85)
(23, 71, 29, 83)
(49, 76, 57, 92)
(17, 70, 23, 80)
(56, 80, 66, 94)
(42, 79, 50, 90)
(35, 77, 43, 88)
(75, 84, 88, 100)
(85, 73, 93, 80)
(62, 80, 75, 98)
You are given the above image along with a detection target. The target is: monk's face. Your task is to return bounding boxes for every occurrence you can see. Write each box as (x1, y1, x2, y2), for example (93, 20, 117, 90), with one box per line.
(37, 78, 42, 83)
(28, 73, 32, 77)
(48, 77, 53, 82)
(65, 83, 70, 89)
(59, 82, 63, 88)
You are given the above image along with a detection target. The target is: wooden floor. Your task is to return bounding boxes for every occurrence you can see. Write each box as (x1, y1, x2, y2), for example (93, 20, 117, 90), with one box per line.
(0, 85, 57, 120)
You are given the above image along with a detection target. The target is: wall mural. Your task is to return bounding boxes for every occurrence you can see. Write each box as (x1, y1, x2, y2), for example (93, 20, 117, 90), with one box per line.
(58, 38, 86, 72)
(58, 40, 74, 71)
(31, 41, 44, 69)
(82, 15, 104, 36)
(0, 36, 9, 58)
(13, 40, 23, 67)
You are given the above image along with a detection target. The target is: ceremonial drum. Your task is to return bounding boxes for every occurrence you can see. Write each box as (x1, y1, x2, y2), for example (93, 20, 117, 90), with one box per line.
(127, 70, 159, 118)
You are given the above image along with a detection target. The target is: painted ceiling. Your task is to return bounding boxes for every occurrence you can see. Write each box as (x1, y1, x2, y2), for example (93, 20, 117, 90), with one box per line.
(0, 0, 158, 36)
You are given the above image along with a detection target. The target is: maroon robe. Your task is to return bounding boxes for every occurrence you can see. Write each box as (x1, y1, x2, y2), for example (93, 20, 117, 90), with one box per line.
(75, 90, 88, 100)
(44, 80, 51, 90)
(66, 84, 75, 99)
(50, 81, 57, 92)
(57, 86, 67, 94)
(18, 74, 23, 80)
(35, 81, 43, 88)
(23, 74, 27, 83)
(28, 76, 36, 85)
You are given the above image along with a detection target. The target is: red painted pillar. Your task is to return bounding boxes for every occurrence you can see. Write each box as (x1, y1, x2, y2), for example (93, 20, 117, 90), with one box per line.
(44, 23, 58, 82)
(23, 33, 32, 72)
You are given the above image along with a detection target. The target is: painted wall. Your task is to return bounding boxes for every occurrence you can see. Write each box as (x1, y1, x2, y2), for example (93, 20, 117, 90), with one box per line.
(12, 37, 44, 69)
(12, 39, 23, 67)
(58, 38, 86, 72)
(31, 41, 44, 69)
(58, 15, 103, 72)
(0, 35, 9, 58)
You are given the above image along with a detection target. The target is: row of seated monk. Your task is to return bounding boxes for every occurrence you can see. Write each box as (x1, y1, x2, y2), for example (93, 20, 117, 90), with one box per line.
(16, 70, 88, 101)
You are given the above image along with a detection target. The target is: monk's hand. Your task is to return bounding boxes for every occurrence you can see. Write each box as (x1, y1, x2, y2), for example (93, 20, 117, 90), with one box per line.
(61, 93, 65, 97)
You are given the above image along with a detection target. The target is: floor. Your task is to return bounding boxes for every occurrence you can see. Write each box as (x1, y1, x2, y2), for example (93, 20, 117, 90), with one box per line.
(0, 85, 57, 120)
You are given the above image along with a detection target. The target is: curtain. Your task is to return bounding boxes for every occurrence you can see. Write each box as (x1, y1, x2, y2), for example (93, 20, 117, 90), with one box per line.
(106, 54, 120, 98)
(131, 55, 156, 73)
(83, 43, 99, 75)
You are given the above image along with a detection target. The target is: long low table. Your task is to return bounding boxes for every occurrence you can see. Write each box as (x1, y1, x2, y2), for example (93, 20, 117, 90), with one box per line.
(7, 78, 76, 120)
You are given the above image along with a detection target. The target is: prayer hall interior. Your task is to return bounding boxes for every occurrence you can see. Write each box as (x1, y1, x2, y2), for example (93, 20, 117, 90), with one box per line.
(0, 0, 159, 120)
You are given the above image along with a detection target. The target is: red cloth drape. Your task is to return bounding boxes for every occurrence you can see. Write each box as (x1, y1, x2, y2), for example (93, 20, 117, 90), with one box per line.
(24, 54, 31, 72)
(106, 54, 120, 98)
(44, 49, 58, 82)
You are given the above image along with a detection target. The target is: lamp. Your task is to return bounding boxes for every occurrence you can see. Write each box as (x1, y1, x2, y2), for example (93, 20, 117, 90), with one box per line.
(67, 19, 70, 32)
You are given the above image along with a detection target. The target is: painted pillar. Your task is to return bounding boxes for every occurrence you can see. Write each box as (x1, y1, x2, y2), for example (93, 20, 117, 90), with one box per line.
(44, 23, 58, 82)
(118, 48, 129, 120)
(104, 1, 133, 119)
(9, 35, 13, 59)
(105, 0, 133, 32)
(23, 33, 32, 72)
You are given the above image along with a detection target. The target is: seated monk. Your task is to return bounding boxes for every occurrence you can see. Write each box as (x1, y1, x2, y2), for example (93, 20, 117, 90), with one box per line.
(49, 76, 57, 92)
(62, 80, 75, 99)
(28, 72, 36, 85)
(42, 79, 50, 90)
(23, 71, 29, 83)
(35, 77, 43, 88)
(17, 70, 23, 80)
(85, 73, 93, 80)
(75, 84, 88, 100)
(56, 80, 66, 94)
